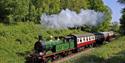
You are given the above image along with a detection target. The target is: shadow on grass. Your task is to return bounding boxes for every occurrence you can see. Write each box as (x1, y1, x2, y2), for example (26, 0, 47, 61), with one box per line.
(71, 55, 104, 63)
(16, 51, 33, 63)
(69, 50, 125, 63)
(105, 50, 125, 63)
(16, 51, 30, 57)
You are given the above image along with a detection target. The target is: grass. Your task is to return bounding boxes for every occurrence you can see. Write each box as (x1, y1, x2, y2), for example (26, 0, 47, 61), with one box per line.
(0, 22, 86, 63)
(61, 36, 125, 63)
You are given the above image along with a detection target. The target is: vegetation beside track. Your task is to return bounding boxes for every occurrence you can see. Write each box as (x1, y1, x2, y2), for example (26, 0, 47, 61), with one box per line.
(0, 22, 86, 63)
(60, 36, 125, 63)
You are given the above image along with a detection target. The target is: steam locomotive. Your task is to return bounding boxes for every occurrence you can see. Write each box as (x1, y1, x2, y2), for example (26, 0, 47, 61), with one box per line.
(26, 31, 114, 63)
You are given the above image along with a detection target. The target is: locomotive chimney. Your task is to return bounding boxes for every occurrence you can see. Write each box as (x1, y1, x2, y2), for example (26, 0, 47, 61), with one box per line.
(38, 35, 43, 41)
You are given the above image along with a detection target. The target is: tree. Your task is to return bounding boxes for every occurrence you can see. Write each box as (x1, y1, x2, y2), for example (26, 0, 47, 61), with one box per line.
(118, 0, 125, 34)
(0, 0, 112, 26)
(118, 0, 125, 4)
(112, 21, 120, 32)
(98, 6, 112, 31)
(119, 9, 125, 34)
(89, 0, 112, 32)
(0, 0, 29, 23)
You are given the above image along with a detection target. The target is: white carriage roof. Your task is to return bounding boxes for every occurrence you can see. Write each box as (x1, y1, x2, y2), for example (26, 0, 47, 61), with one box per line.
(72, 33, 94, 37)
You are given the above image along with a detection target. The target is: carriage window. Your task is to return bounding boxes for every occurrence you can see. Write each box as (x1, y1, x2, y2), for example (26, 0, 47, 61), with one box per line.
(99, 35, 101, 38)
(97, 35, 99, 39)
(84, 37, 87, 42)
(92, 36, 94, 40)
(80, 39, 82, 42)
(95, 36, 97, 39)
(93, 36, 95, 40)
(88, 37, 89, 41)
(77, 38, 80, 42)
(98, 35, 100, 38)
(90, 36, 93, 40)
(100, 35, 102, 38)
(82, 38, 85, 42)
(89, 36, 91, 40)
(101, 35, 103, 38)
(86, 37, 88, 41)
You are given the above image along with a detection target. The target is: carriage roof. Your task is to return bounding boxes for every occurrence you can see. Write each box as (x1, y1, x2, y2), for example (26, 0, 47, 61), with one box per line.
(71, 33, 95, 38)
(92, 32, 104, 35)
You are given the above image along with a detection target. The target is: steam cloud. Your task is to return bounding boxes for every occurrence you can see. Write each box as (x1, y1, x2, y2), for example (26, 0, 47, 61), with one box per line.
(40, 9, 104, 29)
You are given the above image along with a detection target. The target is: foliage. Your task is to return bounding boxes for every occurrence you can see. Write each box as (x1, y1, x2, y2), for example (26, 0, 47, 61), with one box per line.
(118, 0, 125, 34)
(111, 22, 120, 32)
(95, 6, 112, 32)
(118, 0, 125, 4)
(0, 0, 110, 21)
(0, 0, 29, 23)
(119, 8, 125, 34)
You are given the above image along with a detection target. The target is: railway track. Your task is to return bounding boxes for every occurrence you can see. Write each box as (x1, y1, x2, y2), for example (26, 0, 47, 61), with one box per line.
(52, 48, 94, 63)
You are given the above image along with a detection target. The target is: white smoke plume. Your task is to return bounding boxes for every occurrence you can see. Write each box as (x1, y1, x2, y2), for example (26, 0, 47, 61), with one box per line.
(40, 9, 104, 29)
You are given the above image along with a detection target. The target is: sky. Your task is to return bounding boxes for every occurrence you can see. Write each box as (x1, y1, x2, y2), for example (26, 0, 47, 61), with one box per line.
(103, 0, 124, 22)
